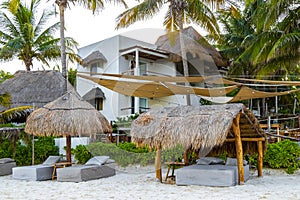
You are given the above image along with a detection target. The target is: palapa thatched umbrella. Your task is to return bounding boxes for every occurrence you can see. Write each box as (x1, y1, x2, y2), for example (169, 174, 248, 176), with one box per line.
(0, 70, 71, 112)
(131, 103, 266, 184)
(25, 90, 112, 162)
(155, 26, 229, 72)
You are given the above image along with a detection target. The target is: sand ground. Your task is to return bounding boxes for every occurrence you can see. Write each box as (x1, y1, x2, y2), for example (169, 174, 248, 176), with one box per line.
(0, 165, 299, 200)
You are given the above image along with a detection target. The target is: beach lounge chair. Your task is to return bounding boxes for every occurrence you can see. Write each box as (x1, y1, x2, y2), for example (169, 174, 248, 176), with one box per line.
(12, 156, 61, 181)
(176, 157, 249, 187)
(56, 156, 116, 182)
(0, 158, 16, 176)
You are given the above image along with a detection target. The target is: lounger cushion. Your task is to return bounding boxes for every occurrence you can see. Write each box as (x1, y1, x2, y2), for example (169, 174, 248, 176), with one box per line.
(42, 156, 61, 165)
(196, 157, 225, 165)
(85, 156, 109, 165)
(176, 164, 250, 187)
(225, 158, 248, 166)
(0, 160, 16, 176)
(12, 165, 54, 181)
(0, 158, 15, 164)
(57, 163, 116, 182)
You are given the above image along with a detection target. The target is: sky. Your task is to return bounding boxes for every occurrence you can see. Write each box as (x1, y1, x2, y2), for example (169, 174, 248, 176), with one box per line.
(0, 0, 207, 74)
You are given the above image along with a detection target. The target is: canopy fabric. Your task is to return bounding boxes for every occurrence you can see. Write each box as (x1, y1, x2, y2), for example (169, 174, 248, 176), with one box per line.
(78, 73, 300, 102)
(230, 86, 300, 102)
(163, 82, 238, 97)
(231, 77, 300, 86)
(78, 74, 238, 98)
(79, 72, 207, 83)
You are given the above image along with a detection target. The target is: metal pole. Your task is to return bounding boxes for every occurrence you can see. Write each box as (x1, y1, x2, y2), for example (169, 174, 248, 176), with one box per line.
(267, 116, 271, 133)
(32, 135, 34, 165)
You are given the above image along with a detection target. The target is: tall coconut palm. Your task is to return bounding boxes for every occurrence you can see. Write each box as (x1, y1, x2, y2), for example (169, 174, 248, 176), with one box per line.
(0, 0, 80, 72)
(54, 0, 127, 92)
(218, 0, 300, 79)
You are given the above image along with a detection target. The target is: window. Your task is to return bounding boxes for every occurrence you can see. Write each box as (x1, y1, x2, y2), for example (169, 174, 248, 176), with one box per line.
(139, 98, 148, 113)
(139, 62, 147, 76)
(95, 98, 103, 111)
(90, 61, 104, 75)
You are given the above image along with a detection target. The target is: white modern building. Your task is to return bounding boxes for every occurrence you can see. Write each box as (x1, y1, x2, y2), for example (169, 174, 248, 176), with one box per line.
(76, 27, 227, 122)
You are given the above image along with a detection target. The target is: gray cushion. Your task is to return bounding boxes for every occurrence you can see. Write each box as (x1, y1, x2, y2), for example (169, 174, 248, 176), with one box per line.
(0, 158, 15, 164)
(42, 156, 61, 165)
(225, 157, 248, 166)
(85, 156, 109, 165)
(196, 157, 225, 165)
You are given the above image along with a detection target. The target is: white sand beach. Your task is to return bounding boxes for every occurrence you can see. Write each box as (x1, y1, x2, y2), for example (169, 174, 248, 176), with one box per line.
(1, 165, 299, 200)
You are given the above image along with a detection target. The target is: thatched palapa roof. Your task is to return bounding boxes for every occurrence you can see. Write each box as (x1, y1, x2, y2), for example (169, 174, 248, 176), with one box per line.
(82, 87, 105, 100)
(25, 90, 112, 137)
(82, 50, 107, 66)
(131, 103, 266, 157)
(0, 70, 73, 112)
(155, 26, 229, 68)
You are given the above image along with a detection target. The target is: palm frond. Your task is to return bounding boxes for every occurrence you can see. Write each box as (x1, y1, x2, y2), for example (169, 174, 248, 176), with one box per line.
(0, 106, 33, 124)
(116, 0, 164, 29)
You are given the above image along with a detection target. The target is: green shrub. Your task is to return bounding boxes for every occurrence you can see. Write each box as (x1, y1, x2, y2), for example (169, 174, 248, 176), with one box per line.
(118, 142, 149, 153)
(264, 140, 300, 174)
(72, 144, 92, 164)
(0, 139, 14, 158)
(15, 144, 32, 166)
(0, 136, 59, 166)
(84, 142, 184, 167)
(33, 137, 59, 164)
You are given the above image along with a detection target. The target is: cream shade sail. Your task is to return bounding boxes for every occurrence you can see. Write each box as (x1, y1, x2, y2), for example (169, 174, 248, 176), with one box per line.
(78, 74, 238, 98)
(230, 86, 300, 102)
(78, 73, 300, 102)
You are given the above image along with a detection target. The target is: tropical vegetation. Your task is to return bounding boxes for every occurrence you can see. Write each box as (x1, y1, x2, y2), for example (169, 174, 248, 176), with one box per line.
(215, 0, 300, 79)
(0, 136, 59, 165)
(0, 0, 80, 71)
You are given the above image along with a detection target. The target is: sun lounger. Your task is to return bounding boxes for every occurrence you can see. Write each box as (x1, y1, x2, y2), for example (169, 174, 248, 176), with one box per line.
(0, 158, 16, 176)
(12, 156, 61, 181)
(56, 156, 116, 182)
(176, 157, 249, 187)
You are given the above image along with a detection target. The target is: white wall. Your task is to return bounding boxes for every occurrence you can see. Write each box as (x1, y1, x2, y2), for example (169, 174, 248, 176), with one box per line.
(54, 137, 90, 156)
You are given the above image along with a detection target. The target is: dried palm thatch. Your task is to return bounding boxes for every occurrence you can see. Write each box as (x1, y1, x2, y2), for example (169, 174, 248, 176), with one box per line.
(25, 90, 112, 137)
(82, 87, 105, 101)
(82, 51, 107, 66)
(131, 103, 266, 157)
(0, 70, 73, 112)
(155, 26, 229, 68)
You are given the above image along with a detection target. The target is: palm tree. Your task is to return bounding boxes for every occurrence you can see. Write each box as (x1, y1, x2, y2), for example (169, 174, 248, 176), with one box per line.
(0, 0, 80, 72)
(218, 0, 300, 79)
(54, 0, 127, 92)
(216, 0, 300, 116)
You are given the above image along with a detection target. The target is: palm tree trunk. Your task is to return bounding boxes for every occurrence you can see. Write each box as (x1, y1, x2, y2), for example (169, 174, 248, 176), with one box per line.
(58, 0, 68, 92)
(178, 12, 191, 106)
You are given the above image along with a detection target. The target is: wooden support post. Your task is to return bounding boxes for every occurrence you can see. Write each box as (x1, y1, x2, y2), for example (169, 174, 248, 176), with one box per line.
(155, 149, 162, 183)
(232, 113, 245, 185)
(66, 135, 71, 163)
(32, 135, 35, 165)
(183, 149, 189, 166)
(257, 141, 263, 177)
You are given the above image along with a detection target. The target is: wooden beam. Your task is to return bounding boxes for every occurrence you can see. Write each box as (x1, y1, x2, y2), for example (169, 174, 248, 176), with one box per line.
(232, 113, 245, 185)
(257, 141, 263, 177)
(225, 138, 265, 142)
(155, 149, 162, 183)
(66, 135, 71, 163)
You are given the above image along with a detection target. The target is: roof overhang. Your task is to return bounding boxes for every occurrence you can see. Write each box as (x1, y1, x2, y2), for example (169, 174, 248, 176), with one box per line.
(120, 46, 169, 61)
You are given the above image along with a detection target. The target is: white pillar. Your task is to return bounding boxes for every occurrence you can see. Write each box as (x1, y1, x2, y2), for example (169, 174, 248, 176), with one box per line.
(134, 49, 140, 114)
